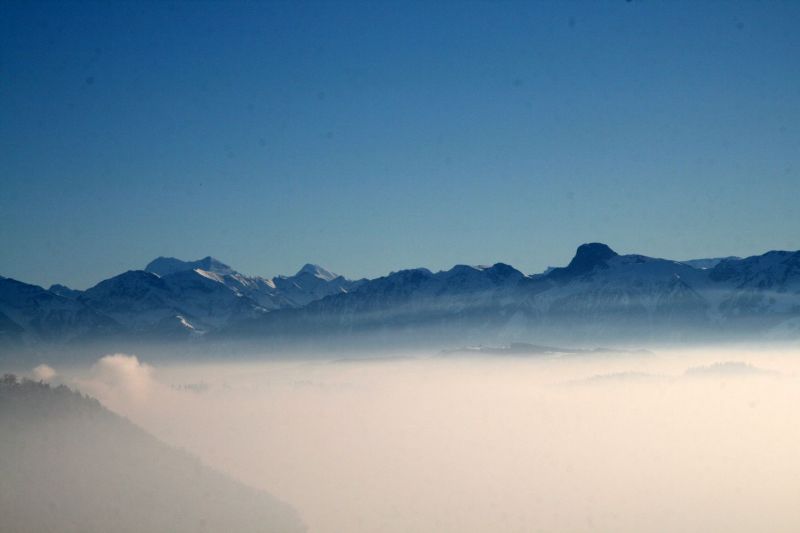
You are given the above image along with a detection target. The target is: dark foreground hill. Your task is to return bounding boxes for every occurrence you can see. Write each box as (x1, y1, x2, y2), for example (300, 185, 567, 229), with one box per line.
(0, 375, 304, 533)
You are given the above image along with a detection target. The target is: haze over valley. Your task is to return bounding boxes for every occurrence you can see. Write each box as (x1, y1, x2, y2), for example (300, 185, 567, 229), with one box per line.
(3, 0, 800, 531)
(4, 347, 800, 533)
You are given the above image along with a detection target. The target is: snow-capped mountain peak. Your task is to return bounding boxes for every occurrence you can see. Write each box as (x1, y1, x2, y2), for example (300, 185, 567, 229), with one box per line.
(295, 263, 338, 281)
(4, 243, 800, 348)
(145, 256, 235, 277)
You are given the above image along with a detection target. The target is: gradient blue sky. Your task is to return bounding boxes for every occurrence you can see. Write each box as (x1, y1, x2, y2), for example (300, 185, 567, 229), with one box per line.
(2, 1, 799, 289)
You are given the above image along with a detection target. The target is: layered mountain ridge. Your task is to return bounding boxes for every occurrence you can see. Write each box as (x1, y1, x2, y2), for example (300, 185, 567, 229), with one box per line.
(2, 243, 799, 351)
(0, 257, 362, 347)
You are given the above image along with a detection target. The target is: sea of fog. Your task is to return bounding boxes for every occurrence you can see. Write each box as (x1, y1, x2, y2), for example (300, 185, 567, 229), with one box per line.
(32, 346, 800, 532)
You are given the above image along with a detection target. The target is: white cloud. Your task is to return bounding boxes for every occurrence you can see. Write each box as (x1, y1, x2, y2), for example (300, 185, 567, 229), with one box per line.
(77, 354, 157, 404)
(32, 364, 56, 382)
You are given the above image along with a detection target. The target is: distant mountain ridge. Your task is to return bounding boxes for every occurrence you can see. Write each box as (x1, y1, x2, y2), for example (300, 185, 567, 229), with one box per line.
(145, 256, 238, 277)
(145, 256, 363, 310)
(222, 243, 800, 346)
(2, 243, 800, 351)
(679, 256, 741, 270)
(0, 258, 362, 346)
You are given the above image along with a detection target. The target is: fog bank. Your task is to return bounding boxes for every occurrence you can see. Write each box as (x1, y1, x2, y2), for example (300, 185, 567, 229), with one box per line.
(34, 346, 800, 532)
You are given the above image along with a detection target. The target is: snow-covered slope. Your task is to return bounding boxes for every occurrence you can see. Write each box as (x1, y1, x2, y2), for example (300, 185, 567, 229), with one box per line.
(224, 243, 800, 346)
(709, 250, 800, 317)
(145, 256, 236, 277)
(513, 244, 714, 340)
(145, 257, 287, 310)
(0, 256, 364, 346)
(679, 256, 741, 270)
(0, 276, 119, 345)
(272, 264, 364, 307)
(224, 262, 530, 345)
(145, 256, 363, 310)
(79, 269, 266, 336)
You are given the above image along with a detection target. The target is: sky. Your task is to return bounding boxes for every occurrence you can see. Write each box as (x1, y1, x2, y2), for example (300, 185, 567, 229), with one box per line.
(1, 1, 799, 289)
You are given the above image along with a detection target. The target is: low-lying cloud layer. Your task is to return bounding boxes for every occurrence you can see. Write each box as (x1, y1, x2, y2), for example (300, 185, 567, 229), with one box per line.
(42, 347, 800, 532)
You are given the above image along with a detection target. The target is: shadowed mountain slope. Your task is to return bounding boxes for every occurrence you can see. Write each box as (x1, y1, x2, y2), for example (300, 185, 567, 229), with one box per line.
(0, 375, 304, 533)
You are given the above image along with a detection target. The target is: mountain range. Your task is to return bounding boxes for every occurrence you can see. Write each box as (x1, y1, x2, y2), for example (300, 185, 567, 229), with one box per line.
(1, 243, 799, 353)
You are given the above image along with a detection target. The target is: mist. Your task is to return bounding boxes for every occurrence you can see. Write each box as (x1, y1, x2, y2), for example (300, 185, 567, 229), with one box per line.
(21, 345, 798, 532)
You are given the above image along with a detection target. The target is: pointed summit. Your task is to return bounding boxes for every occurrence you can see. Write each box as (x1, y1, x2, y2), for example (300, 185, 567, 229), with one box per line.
(295, 263, 338, 281)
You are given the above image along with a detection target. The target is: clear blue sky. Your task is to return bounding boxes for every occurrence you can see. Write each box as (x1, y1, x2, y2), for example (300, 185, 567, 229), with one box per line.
(2, 1, 799, 289)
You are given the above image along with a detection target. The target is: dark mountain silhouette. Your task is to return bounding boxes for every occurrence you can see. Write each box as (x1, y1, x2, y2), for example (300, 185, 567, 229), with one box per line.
(0, 375, 305, 533)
